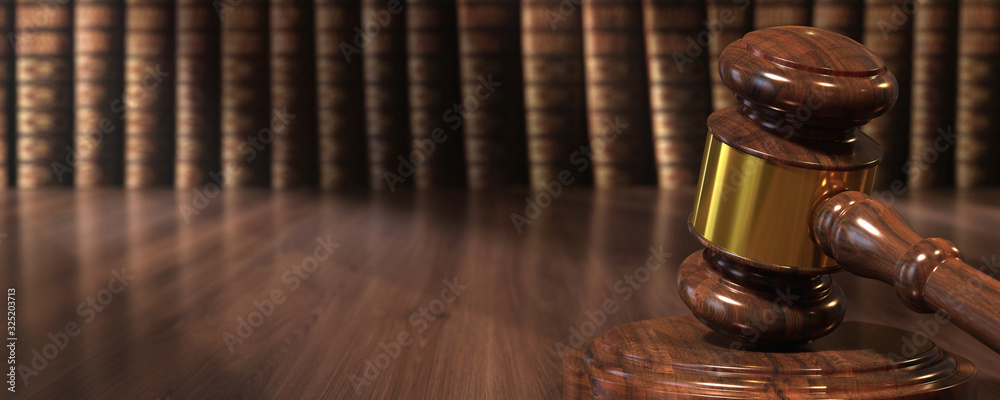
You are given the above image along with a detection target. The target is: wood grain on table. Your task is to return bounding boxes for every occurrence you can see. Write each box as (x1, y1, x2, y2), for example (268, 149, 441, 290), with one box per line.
(2, 188, 998, 399)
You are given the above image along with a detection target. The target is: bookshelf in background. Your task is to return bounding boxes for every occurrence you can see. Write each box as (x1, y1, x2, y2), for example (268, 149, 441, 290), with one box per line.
(125, 0, 175, 188)
(909, 0, 957, 188)
(0, 0, 996, 192)
(0, 0, 12, 188)
(753, 0, 812, 28)
(271, 0, 317, 188)
(582, 0, 654, 187)
(315, 0, 366, 190)
(644, 0, 712, 188)
(408, 0, 464, 188)
(458, 0, 526, 189)
(521, 0, 589, 189)
(15, 0, 73, 187)
(863, 0, 912, 189)
(221, 0, 270, 188)
(176, 0, 221, 188)
(362, 0, 410, 191)
(75, 0, 125, 187)
(812, 0, 863, 40)
(956, 0, 1000, 187)
(707, 0, 751, 111)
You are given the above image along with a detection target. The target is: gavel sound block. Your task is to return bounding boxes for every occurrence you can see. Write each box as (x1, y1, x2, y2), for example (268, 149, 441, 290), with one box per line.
(565, 26, 1000, 399)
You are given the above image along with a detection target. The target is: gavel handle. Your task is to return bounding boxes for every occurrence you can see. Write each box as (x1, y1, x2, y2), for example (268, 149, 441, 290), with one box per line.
(814, 190, 1000, 354)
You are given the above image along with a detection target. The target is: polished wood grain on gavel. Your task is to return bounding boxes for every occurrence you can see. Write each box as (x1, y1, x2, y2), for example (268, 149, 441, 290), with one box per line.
(566, 26, 998, 398)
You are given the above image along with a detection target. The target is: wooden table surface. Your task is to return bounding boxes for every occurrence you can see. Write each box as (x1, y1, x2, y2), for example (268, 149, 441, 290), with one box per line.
(3, 188, 999, 399)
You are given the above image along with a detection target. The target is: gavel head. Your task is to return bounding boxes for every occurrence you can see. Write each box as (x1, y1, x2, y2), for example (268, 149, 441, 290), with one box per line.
(678, 26, 898, 346)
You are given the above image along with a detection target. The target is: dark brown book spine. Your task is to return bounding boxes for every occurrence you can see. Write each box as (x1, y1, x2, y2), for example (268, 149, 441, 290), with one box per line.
(863, 0, 912, 189)
(362, 0, 409, 190)
(409, 0, 463, 188)
(176, 0, 221, 188)
(582, 0, 654, 187)
(707, 0, 751, 111)
(644, 0, 711, 188)
(753, 0, 812, 28)
(271, 0, 317, 189)
(15, 1, 73, 187)
(221, 0, 270, 188)
(125, 0, 174, 188)
(909, 0, 957, 188)
(0, 0, 12, 188)
(956, 0, 1000, 187)
(75, 0, 124, 187)
(812, 0, 863, 40)
(521, 0, 589, 188)
(458, 0, 526, 189)
(315, 0, 365, 189)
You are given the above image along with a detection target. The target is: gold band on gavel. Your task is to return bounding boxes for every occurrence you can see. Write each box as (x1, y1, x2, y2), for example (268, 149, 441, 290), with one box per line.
(690, 134, 877, 271)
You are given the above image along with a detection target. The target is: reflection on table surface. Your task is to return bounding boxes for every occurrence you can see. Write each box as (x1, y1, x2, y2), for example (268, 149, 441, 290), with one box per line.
(2, 188, 998, 399)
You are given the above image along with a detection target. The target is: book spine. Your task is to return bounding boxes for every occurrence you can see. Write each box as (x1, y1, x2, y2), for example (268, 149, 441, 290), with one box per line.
(75, 0, 124, 187)
(707, 0, 751, 111)
(361, 0, 409, 190)
(315, 0, 366, 189)
(176, 0, 221, 188)
(221, 0, 270, 188)
(956, 0, 1000, 187)
(753, 0, 812, 28)
(644, 0, 712, 188)
(0, 0, 11, 188)
(812, 0, 863, 40)
(522, 0, 588, 188)
(271, 0, 317, 188)
(909, 0, 957, 188)
(863, 0, 912, 189)
(458, 0, 526, 189)
(124, 0, 174, 188)
(409, 0, 463, 188)
(15, 0, 73, 187)
(582, 0, 654, 187)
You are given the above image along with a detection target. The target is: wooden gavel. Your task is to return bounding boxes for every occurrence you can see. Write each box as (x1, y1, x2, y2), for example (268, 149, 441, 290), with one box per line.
(678, 26, 1000, 352)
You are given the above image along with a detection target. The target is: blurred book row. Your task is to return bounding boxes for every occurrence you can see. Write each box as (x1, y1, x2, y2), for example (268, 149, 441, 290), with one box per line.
(1, 0, 997, 190)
